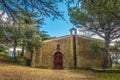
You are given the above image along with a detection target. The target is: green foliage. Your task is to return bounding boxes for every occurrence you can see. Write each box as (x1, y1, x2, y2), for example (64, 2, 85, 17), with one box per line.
(17, 56, 27, 65)
(26, 26, 42, 53)
(69, 0, 120, 40)
(110, 41, 120, 64)
(69, 0, 120, 67)
(71, 68, 120, 80)
(111, 41, 120, 54)
(0, 0, 64, 24)
(8, 56, 27, 65)
(0, 45, 8, 52)
(0, 23, 43, 54)
(0, 52, 8, 57)
(41, 31, 51, 40)
(96, 72, 120, 80)
(111, 64, 120, 69)
(90, 40, 104, 58)
(69, 7, 89, 26)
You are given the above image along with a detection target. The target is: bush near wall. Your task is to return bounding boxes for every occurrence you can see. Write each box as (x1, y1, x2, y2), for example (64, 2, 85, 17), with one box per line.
(90, 39, 104, 58)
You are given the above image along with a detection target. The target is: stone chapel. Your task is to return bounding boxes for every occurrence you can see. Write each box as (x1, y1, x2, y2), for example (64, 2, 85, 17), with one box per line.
(26, 28, 103, 69)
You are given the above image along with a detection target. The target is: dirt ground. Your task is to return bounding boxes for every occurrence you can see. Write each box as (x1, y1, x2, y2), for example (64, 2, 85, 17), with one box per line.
(0, 62, 95, 80)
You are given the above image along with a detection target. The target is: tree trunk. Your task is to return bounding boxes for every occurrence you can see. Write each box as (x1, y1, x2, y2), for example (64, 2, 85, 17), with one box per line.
(13, 39, 17, 62)
(30, 48, 36, 67)
(21, 40, 25, 57)
(103, 39, 112, 68)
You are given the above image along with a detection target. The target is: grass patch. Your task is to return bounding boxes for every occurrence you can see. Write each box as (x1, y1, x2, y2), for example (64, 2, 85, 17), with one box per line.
(70, 68, 120, 80)
(95, 72, 120, 80)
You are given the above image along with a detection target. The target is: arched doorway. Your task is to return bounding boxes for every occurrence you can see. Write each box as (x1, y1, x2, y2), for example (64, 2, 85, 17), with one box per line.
(54, 52, 63, 69)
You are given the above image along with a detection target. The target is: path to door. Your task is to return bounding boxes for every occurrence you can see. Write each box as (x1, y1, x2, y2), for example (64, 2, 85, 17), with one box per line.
(0, 62, 95, 80)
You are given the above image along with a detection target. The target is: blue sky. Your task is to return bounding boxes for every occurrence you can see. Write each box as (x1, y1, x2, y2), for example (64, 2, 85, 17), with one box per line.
(41, 3, 73, 37)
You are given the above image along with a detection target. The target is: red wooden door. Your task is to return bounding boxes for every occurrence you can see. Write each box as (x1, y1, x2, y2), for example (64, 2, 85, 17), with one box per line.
(54, 52, 63, 69)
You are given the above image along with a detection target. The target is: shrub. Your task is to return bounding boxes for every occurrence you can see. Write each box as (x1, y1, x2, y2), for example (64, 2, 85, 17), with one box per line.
(0, 45, 8, 52)
(90, 40, 104, 58)
(0, 52, 9, 57)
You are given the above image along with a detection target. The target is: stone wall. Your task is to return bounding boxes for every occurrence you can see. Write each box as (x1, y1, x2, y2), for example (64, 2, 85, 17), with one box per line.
(76, 35, 103, 68)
